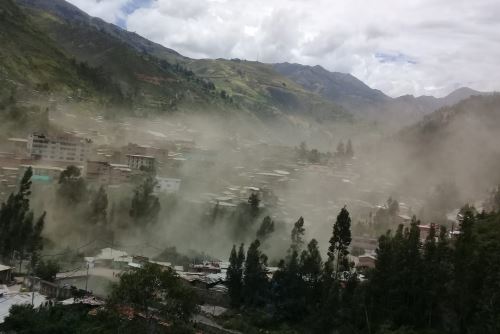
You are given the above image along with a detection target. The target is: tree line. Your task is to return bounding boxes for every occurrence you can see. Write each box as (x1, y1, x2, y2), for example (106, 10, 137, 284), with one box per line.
(225, 205, 500, 334)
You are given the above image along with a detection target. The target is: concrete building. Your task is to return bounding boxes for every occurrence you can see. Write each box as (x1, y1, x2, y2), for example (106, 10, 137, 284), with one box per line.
(126, 154, 155, 171)
(86, 161, 132, 185)
(27, 133, 92, 163)
(155, 177, 181, 194)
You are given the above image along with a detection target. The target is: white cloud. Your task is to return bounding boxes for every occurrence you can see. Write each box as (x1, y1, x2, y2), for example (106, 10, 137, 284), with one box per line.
(67, 0, 133, 25)
(67, 0, 500, 97)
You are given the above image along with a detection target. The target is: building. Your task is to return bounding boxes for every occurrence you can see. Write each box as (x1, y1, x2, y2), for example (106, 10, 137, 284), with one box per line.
(27, 133, 92, 163)
(126, 154, 155, 171)
(0, 264, 13, 284)
(18, 165, 65, 183)
(155, 177, 181, 194)
(124, 143, 168, 163)
(86, 161, 131, 185)
(6, 138, 28, 155)
(357, 254, 376, 269)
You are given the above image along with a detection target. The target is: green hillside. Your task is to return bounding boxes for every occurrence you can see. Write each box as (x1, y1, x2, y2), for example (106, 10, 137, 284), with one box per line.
(15, 0, 349, 121)
(0, 0, 85, 99)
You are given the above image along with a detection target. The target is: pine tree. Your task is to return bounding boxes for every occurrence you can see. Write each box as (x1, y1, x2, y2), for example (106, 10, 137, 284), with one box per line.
(89, 186, 108, 226)
(0, 168, 46, 270)
(271, 249, 306, 322)
(248, 193, 260, 219)
(130, 176, 160, 226)
(256, 216, 275, 241)
(291, 216, 305, 253)
(227, 244, 245, 307)
(453, 205, 477, 333)
(328, 207, 352, 274)
(243, 240, 268, 306)
(300, 239, 323, 310)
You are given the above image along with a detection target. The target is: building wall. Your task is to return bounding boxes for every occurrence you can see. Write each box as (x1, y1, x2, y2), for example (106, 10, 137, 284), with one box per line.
(28, 134, 91, 163)
(126, 155, 155, 170)
(155, 177, 181, 194)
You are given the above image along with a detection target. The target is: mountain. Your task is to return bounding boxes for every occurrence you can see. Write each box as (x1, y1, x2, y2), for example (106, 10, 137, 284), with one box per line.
(9, 0, 487, 125)
(272, 62, 390, 110)
(273, 62, 488, 125)
(0, 0, 99, 100)
(394, 94, 500, 197)
(14, 0, 349, 122)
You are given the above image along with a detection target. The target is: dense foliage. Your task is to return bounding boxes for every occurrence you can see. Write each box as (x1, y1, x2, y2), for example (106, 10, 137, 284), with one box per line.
(226, 206, 500, 334)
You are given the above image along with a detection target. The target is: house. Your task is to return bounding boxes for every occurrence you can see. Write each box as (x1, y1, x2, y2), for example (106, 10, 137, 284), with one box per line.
(357, 254, 376, 269)
(0, 264, 13, 284)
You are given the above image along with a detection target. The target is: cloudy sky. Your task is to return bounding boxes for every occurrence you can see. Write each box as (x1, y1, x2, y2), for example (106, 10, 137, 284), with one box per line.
(67, 0, 500, 97)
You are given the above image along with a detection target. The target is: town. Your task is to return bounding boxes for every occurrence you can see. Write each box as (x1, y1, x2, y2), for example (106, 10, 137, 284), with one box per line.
(0, 105, 472, 333)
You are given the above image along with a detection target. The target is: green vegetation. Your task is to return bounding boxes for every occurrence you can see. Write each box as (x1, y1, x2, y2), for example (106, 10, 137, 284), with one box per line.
(0, 167, 46, 271)
(223, 206, 500, 334)
(1, 263, 199, 333)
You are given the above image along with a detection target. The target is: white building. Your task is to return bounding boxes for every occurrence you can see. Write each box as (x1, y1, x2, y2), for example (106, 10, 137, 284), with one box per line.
(27, 133, 92, 163)
(155, 177, 181, 194)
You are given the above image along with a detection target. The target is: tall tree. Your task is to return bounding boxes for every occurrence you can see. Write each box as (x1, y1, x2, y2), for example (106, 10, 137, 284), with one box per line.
(58, 166, 87, 206)
(328, 207, 352, 274)
(89, 186, 108, 226)
(0, 168, 46, 270)
(248, 192, 260, 219)
(243, 240, 269, 306)
(109, 263, 198, 325)
(129, 176, 160, 226)
(256, 216, 275, 241)
(227, 244, 245, 307)
(291, 216, 306, 253)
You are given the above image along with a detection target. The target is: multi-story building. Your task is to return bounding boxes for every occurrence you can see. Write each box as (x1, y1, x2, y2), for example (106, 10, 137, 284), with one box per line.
(27, 133, 92, 163)
(86, 161, 131, 185)
(126, 154, 155, 171)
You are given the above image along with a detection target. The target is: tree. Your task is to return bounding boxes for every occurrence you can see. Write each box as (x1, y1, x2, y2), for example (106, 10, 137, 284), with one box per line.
(227, 244, 245, 307)
(256, 216, 275, 241)
(300, 239, 323, 285)
(298, 141, 308, 160)
(291, 216, 306, 253)
(328, 207, 352, 274)
(109, 263, 198, 325)
(243, 240, 269, 306)
(58, 166, 87, 206)
(336, 140, 345, 158)
(453, 205, 478, 333)
(345, 139, 354, 159)
(89, 186, 108, 226)
(129, 176, 160, 226)
(271, 249, 306, 322)
(308, 149, 320, 163)
(248, 192, 260, 219)
(0, 167, 46, 270)
(34, 259, 60, 282)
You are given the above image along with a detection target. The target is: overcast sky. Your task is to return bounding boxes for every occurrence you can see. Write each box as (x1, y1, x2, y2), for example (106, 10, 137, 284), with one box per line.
(67, 0, 500, 97)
